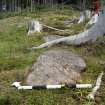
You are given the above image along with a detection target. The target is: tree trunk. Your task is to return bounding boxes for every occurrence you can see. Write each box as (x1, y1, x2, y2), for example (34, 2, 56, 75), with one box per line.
(30, 7, 105, 50)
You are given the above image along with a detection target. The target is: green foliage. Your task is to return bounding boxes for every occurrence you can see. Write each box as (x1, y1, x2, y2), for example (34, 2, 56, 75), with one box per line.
(0, 95, 21, 105)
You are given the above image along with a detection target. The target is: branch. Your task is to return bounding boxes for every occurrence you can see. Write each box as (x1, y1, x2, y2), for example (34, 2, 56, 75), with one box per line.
(43, 24, 64, 32)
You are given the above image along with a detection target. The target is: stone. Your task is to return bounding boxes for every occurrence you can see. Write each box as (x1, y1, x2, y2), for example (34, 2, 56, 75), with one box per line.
(26, 50, 86, 85)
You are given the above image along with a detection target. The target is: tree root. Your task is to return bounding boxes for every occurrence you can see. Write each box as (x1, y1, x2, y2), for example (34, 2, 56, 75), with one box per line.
(29, 8, 105, 50)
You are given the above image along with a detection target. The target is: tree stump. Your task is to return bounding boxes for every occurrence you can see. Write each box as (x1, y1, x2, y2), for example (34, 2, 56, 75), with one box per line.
(27, 20, 42, 36)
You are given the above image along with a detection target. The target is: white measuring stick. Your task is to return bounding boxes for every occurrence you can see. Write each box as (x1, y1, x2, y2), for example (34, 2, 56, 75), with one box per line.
(46, 85, 65, 89)
(87, 72, 104, 100)
(12, 82, 93, 90)
(18, 86, 33, 90)
(76, 84, 93, 88)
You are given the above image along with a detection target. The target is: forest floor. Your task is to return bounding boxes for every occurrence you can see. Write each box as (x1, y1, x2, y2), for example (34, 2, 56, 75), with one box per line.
(0, 6, 105, 105)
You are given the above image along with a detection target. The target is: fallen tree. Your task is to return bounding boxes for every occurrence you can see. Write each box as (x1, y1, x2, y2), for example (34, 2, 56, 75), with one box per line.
(29, 7, 105, 50)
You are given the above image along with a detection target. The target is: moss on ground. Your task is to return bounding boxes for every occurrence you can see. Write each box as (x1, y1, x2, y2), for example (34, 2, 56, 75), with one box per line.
(0, 6, 105, 105)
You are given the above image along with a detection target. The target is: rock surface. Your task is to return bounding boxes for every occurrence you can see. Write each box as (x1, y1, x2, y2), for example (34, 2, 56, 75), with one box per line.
(26, 50, 86, 85)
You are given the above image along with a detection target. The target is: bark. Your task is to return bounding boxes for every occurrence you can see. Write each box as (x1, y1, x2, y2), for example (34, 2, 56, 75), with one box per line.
(30, 7, 105, 50)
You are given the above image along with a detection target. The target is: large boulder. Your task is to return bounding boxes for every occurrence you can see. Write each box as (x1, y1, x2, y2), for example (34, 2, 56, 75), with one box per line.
(26, 50, 86, 85)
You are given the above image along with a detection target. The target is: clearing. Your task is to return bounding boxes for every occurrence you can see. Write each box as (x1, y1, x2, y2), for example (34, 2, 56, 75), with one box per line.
(0, 6, 105, 105)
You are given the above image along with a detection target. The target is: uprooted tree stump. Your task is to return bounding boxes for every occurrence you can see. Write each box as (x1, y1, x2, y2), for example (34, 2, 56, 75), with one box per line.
(26, 50, 86, 85)
(29, 7, 105, 50)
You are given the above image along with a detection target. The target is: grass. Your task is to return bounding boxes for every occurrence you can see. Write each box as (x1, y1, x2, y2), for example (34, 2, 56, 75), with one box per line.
(0, 6, 105, 105)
